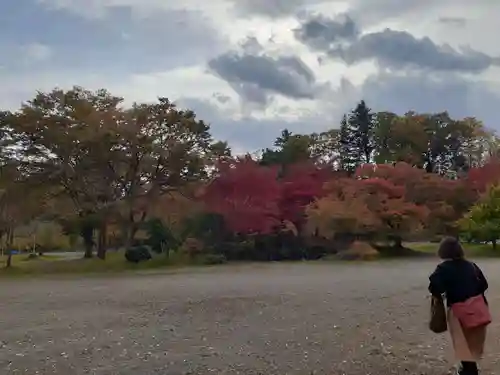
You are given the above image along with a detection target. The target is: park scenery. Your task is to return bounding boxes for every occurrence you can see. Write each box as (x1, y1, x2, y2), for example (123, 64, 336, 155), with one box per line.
(2, 88, 500, 374)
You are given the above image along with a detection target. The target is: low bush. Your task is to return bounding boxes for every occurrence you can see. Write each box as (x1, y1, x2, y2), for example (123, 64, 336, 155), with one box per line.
(335, 241, 379, 261)
(24, 253, 39, 261)
(198, 253, 227, 265)
(125, 246, 152, 263)
(178, 238, 205, 258)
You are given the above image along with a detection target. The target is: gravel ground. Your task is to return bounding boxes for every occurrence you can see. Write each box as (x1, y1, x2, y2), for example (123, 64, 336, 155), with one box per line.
(1, 260, 499, 375)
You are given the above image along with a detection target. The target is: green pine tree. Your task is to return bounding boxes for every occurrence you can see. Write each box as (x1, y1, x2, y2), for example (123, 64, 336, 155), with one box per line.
(348, 100, 375, 165)
(338, 114, 356, 173)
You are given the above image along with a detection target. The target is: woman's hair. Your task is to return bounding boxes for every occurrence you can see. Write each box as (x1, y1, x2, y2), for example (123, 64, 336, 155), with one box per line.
(438, 237, 465, 260)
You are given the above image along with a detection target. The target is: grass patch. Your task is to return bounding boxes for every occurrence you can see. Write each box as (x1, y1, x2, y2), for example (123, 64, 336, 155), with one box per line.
(407, 242, 499, 257)
(0, 253, 62, 266)
(0, 250, 194, 278)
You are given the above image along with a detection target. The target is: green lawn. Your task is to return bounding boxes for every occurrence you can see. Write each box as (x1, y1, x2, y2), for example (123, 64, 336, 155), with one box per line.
(0, 251, 186, 277)
(2, 241, 498, 278)
(407, 241, 499, 257)
(0, 253, 62, 266)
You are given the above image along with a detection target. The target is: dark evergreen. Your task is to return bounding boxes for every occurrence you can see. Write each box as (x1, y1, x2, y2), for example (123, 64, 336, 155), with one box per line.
(338, 114, 356, 173)
(348, 100, 375, 165)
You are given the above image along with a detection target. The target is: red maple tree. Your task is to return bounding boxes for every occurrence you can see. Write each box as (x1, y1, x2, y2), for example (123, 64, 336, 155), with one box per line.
(467, 157, 500, 192)
(279, 162, 332, 233)
(201, 157, 282, 234)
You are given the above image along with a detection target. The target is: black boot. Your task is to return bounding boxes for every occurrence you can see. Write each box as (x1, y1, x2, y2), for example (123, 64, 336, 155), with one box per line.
(459, 361, 478, 375)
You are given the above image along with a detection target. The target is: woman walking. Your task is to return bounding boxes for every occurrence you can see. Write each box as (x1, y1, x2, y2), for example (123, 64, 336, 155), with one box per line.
(429, 237, 491, 375)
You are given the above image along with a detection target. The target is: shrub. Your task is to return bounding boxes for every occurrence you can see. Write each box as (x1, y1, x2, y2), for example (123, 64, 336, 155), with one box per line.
(179, 237, 204, 258)
(198, 253, 227, 265)
(145, 218, 177, 254)
(335, 241, 379, 261)
(23, 253, 39, 261)
(125, 245, 152, 263)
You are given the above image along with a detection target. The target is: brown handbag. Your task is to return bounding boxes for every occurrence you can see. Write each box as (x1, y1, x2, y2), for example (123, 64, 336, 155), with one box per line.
(429, 295, 447, 333)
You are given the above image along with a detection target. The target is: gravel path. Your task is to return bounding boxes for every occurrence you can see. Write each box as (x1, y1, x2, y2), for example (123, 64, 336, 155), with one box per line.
(1, 260, 499, 375)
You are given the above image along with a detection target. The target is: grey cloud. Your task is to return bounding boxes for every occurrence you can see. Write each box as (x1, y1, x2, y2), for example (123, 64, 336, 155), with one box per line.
(175, 97, 328, 152)
(294, 14, 359, 52)
(240, 36, 264, 54)
(438, 17, 468, 27)
(359, 71, 500, 129)
(345, 0, 454, 27)
(230, 81, 270, 107)
(208, 47, 324, 105)
(330, 29, 499, 72)
(24, 6, 226, 73)
(212, 93, 231, 104)
(176, 72, 500, 152)
(296, 20, 499, 73)
(113, 8, 226, 71)
(230, 0, 325, 17)
(340, 0, 497, 29)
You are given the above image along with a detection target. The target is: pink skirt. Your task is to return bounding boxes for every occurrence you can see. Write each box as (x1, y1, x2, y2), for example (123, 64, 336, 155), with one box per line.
(447, 308, 487, 361)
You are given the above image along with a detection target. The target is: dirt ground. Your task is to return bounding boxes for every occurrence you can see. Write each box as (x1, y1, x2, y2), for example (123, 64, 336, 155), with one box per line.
(1, 260, 499, 375)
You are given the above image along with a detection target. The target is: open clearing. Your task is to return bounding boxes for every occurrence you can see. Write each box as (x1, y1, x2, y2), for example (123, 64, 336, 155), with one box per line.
(1, 260, 499, 375)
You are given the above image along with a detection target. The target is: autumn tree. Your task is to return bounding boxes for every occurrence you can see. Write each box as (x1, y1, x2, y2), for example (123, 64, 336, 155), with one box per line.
(306, 171, 428, 249)
(308, 129, 340, 165)
(0, 116, 16, 265)
(458, 184, 500, 249)
(2, 87, 127, 258)
(279, 162, 332, 234)
(1, 122, 45, 265)
(467, 157, 500, 193)
(102, 98, 215, 249)
(355, 176, 429, 247)
(356, 162, 469, 236)
(2, 87, 217, 259)
(260, 129, 315, 167)
(306, 178, 378, 239)
(201, 157, 282, 234)
(261, 128, 342, 170)
(0, 163, 17, 266)
(0, 161, 49, 267)
(373, 111, 398, 164)
(371, 112, 487, 176)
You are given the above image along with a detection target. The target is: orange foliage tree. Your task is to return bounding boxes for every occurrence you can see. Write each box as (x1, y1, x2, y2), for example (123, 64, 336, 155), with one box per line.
(306, 177, 378, 239)
(356, 162, 471, 236)
(307, 163, 430, 248)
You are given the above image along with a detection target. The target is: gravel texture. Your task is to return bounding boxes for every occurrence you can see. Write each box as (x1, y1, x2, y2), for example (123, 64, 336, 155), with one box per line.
(1, 260, 499, 375)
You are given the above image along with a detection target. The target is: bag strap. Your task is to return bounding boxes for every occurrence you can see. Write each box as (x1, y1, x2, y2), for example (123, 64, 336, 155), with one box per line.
(470, 261, 481, 281)
(469, 261, 485, 295)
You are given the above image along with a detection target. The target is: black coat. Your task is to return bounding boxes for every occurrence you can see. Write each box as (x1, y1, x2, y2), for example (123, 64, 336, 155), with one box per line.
(429, 259, 488, 307)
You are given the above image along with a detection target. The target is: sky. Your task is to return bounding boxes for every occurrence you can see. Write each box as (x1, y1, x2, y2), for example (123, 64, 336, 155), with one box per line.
(1, 0, 499, 153)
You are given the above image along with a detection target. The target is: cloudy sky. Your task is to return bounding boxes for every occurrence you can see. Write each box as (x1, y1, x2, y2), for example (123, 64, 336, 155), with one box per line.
(1, 0, 499, 153)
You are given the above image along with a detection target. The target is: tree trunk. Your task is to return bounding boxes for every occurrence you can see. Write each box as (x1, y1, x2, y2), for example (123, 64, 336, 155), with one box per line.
(492, 239, 497, 250)
(81, 223, 94, 259)
(83, 239, 93, 258)
(392, 236, 403, 249)
(123, 209, 146, 249)
(6, 249, 12, 268)
(161, 242, 169, 259)
(5, 227, 14, 268)
(97, 221, 107, 260)
(0, 230, 4, 257)
(123, 225, 137, 250)
(123, 209, 136, 249)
